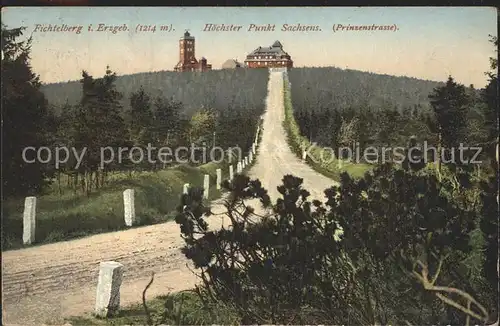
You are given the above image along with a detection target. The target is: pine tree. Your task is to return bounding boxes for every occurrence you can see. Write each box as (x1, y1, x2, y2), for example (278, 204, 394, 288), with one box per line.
(75, 67, 129, 193)
(188, 108, 216, 145)
(128, 86, 154, 146)
(480, 35, 499, 167)
(153, 96, 183, 146)
(428, 76, 469, 172)
(2, 24, 54, 197)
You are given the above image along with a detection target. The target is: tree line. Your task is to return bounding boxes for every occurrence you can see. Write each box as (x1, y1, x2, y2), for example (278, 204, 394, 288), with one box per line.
(42, 66, 269, 117)
(289, 63, 498, 175)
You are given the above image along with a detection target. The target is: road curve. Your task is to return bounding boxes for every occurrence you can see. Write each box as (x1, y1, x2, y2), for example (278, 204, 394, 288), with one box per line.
(1, 71, 338, 326)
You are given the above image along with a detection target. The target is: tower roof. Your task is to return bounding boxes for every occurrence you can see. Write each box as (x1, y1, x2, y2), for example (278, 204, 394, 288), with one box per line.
(181, 30, 195, 40)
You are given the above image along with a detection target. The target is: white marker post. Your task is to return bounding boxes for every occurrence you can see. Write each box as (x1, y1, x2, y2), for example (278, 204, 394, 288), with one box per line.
(95, 261, 124, 318)
(216, 168, 222, 190)
(229, 165, 234, 181)
(237, 162, 242, 173)
(183, 183, 190, 194)
(203, 174, 209, 199)
(23, 196, 36, 245)
(123, 189, 136, 227)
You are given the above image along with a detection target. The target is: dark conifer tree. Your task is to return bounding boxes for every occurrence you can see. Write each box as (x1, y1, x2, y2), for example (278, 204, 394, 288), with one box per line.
(2, 24, 55, 197)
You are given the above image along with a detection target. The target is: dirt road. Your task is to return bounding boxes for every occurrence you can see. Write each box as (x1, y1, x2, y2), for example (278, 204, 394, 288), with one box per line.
(2, 71, 338, 325)
(247, 71, 339, 201)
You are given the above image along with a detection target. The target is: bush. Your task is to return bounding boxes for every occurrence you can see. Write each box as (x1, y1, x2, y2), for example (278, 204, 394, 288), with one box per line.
(175, 163, 497, 324)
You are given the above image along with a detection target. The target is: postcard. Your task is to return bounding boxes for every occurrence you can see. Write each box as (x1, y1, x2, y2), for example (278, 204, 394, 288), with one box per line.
(2, 6, 498, 326)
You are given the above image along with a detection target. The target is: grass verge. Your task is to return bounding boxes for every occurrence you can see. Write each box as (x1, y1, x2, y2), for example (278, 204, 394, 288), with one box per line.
(66, 290, 240, 325)
(2, 162, 227, 251)
(281, 74, 371, 180)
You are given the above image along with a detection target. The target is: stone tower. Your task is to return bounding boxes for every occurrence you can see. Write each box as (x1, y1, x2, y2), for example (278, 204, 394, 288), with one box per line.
(179, 30, 195, 63)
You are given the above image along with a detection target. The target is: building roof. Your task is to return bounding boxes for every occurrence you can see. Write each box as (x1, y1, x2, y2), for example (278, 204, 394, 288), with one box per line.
(181, 30, 195, 40)
(272, 40, 282, 48)
(244, 58, 292, 62)
(221, 59, 242, 69)
(247, 40, 289, 56)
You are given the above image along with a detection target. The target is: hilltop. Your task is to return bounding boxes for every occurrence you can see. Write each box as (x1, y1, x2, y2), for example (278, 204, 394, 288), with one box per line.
(41, 68, 269, 116)
(288, 66, 445, 113)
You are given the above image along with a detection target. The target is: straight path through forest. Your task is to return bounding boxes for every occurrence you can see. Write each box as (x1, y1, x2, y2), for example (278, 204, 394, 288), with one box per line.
(2, 71, 339, 325)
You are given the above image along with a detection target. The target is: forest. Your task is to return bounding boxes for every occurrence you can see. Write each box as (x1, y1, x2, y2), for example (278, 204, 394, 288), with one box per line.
(41, 68, 268, 116)
(289, 66, 497, 174)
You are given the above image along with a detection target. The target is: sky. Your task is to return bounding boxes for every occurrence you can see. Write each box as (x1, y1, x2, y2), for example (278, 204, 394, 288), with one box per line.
(1, 7, 497, 87)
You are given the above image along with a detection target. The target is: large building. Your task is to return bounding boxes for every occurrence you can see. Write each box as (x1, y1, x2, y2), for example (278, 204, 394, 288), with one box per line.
(174, 31, 212, 72)
(244, 40, 293, 69)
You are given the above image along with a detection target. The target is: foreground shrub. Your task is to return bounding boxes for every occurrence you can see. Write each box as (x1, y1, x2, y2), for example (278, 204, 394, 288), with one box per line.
(175, 163, 497, 324)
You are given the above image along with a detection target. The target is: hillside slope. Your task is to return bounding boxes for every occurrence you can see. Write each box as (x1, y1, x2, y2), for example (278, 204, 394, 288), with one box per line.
(41, 69, 268, 116)
(42, 67, 443, 116)
(289, 66, 443, 112)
